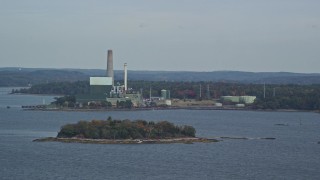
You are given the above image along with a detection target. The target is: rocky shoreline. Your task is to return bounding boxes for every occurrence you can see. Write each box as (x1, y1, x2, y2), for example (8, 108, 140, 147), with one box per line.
(22, 105, 318, 113)
(33, 137, 219, 144)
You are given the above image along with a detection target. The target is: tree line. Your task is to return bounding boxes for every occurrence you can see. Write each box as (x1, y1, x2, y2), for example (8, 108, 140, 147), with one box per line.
(14, 80, 320, 110)
(57, 118, 196, 139)
(16, 81, 90, 95)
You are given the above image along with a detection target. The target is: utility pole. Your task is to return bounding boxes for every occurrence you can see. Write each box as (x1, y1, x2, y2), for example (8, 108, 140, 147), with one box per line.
(273, 88, 276, 97)
(149, 87, 152, 100)
(199, 84, 202, 99)
(207, 84, 210, 99)
(263, 83, 266, 99)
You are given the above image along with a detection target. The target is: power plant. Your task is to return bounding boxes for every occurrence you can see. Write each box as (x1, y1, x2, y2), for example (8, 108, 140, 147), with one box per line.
(77, 49, 259, 109)
(76, 49, 143, 107)
(59, 49, 258, 109)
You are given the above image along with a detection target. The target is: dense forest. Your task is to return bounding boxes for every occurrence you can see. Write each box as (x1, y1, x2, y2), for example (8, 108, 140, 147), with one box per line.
(0, 69, 88, 86)
(15, 81, 90, 95)
(57, 118, 196, 139)
(14, 81, 320, 110)
(131, 81, 320, 110)
(252, 88, 320, 110)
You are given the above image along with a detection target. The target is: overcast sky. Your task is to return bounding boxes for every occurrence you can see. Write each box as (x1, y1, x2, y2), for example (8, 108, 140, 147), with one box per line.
(0, 0, 319, 73)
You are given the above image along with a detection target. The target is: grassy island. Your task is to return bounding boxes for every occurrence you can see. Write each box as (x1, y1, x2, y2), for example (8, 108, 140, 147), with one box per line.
(34, 118, 218, 144)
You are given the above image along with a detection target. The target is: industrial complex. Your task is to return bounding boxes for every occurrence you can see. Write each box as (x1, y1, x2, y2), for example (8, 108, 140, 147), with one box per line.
(73, 49, 256, 109)
(76, 50, 143, 107)
(19, 49, 259, 110)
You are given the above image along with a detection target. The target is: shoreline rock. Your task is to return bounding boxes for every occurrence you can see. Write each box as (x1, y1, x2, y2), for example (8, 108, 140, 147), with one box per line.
(22, 106, 317, 113)
(33, 137, 219, 144)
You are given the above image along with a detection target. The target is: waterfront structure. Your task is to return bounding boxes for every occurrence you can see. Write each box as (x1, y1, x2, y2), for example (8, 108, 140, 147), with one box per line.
(220, 96, 240, 103)
(161, 90, 167, 100)
(88, 49, 114, 96)
(89, 77, 112, 95)
(76, 50, 143, 107)
(220, 96, 256, 104)
(106, 62, 143, 107)
(214, 103, 223, 107)
(239, 96, 256, 104)
(235, 104, 246, 108)
(107, 92, 143, 107)
(146, 89, 172, 106)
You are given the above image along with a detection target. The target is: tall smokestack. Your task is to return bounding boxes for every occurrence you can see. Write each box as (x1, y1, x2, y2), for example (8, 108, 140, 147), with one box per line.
(124, 63, 128, 91)
(106, 50, 114, 86)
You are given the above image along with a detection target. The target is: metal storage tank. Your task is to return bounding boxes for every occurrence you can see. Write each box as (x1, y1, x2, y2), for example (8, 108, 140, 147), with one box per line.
(161, 89, 167, 100)
(235, 104, 245, 108)
(214, 103, 223, 107)
(220, 96, 240, 103)
(239, 96, 256, 104)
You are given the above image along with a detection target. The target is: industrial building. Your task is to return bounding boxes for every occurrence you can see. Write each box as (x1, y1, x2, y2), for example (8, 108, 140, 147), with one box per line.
(220, 96, 256, 104)
(76, 50, 143, 107)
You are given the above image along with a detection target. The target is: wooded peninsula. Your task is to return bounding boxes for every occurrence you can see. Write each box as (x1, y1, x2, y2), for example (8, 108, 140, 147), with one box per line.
(16, 80, 320, 111)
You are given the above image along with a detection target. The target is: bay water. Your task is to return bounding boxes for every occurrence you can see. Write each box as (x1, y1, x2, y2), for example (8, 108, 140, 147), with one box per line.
(0, 88, 319, 180)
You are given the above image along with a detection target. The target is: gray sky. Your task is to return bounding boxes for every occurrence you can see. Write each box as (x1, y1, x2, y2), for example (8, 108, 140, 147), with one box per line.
(0, 0, 319, 73)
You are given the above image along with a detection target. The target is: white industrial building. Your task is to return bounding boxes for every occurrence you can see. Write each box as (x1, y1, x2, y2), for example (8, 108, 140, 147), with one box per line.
(76, 50, 143, 107)
(220, 96, 256, 104)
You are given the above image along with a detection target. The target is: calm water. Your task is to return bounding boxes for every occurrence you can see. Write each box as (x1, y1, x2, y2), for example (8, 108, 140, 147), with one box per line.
(0, 88, 319, 180)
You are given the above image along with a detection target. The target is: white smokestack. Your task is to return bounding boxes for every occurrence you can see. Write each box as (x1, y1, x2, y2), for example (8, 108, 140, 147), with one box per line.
(124, 63, 127, 91)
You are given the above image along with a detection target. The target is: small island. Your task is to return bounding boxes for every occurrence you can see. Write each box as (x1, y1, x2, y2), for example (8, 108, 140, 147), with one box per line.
(34, 118, 218, 144)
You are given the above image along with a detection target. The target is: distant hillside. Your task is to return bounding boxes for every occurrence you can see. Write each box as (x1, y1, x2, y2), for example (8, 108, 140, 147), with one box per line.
(118, 71, 320, 84)
(0, 69, 88, 86)
(1, 67, 320, 86)
(71, 69, 320, 84)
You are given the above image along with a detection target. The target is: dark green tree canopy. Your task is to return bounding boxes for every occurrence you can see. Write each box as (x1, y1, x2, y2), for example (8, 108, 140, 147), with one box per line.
(57, 119, 196, 139)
